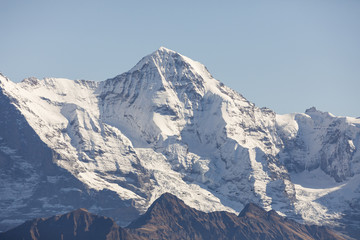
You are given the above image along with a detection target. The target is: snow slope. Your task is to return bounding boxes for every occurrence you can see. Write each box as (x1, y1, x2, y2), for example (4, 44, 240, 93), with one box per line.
(0, 48, 359, 237)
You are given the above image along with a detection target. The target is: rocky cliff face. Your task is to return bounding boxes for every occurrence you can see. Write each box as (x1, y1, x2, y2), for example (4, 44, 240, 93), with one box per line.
(277, 107, 359, 182)
(0, 193, 347, 240)
(0, 47, 359, 238)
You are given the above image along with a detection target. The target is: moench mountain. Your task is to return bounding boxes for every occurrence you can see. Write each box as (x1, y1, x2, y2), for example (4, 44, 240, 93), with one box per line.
(0, 47, 359, 238)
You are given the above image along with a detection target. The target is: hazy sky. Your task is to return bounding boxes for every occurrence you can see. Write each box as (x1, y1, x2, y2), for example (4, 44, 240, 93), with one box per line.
(1, 0, 359, 117)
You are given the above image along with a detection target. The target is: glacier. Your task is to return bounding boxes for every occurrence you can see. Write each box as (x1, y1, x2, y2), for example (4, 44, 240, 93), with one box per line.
(0, 47, 359, 237)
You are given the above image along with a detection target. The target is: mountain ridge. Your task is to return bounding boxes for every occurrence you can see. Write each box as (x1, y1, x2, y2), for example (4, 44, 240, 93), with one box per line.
(0, 193, 348, 240)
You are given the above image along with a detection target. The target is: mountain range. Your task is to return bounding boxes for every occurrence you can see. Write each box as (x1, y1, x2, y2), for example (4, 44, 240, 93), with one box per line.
(0, 47, 359, 238)
(0, 193, 348, 240)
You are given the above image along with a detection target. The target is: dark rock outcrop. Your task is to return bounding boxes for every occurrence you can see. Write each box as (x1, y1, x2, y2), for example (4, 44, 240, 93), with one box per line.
(0, 208, 129, 240)
(127, 193, 347, 240)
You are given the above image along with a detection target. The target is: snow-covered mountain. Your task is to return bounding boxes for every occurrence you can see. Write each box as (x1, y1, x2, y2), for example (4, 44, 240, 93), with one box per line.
(0, 47, 359, 238)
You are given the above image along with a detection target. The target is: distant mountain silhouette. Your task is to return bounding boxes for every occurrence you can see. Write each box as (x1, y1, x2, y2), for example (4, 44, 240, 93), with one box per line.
(0, 193, 348, 240)
(127, 193, 347, 240)
(0, 208, 129, 240)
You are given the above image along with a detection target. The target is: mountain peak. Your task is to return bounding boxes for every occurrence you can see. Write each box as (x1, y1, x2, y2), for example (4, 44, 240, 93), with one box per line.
(156, 192, 180, 201)
(157, 46, 176, 53)
(238, 203, 267, 218)
(129, 47, 179, 72)
(113, 47, 219, 104)
(151, 193, 188, 209)
(305, 106, 335, 118)
(20, 76, 40, 87)
(305, 106, 318, 113)
(127, 193, 191, 229)
(71, 208, 90, 214)
(129, 47, 209, 78)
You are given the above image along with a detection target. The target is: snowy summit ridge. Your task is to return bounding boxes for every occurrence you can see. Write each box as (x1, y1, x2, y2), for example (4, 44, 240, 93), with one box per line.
(0, 47, 359, 238)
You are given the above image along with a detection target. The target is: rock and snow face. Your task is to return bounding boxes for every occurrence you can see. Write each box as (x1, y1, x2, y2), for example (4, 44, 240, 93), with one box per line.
(276, 108, 360, 236)
(0, 48, 359, 237)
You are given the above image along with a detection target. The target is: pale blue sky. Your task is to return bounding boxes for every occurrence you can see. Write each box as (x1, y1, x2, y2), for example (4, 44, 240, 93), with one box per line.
(1, 0, 359, 117)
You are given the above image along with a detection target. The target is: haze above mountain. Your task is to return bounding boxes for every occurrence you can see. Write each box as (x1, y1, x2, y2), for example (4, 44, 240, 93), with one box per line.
(0, 47, 359, 238)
